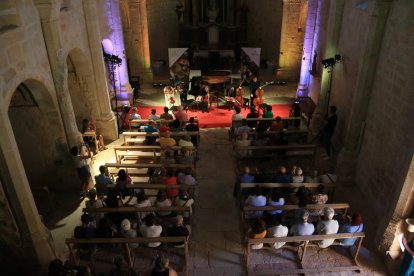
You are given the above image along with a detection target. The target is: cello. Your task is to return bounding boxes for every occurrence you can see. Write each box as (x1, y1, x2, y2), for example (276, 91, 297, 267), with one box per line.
(253, 81, 274, 107)
(234, 78, 247, 107)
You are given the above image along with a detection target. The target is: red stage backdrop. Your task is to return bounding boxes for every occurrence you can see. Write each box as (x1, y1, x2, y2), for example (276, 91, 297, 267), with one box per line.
(124, 104, 291, 129)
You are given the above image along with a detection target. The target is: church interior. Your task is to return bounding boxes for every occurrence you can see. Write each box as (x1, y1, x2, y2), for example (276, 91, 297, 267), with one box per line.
(0, 0, 413, 275)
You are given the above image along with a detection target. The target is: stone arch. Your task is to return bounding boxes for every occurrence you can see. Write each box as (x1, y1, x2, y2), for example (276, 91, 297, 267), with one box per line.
(7, 79, 68, 193)
(66, 48, 98, 130)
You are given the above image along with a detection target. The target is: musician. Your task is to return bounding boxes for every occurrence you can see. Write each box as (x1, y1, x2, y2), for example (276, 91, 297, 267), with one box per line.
(197, 85, 210, 113)
(189, 78, 201, 99)
(164, 86, 175, 109)
(249, 76, 260, 107)
(177, 83, 187, 105)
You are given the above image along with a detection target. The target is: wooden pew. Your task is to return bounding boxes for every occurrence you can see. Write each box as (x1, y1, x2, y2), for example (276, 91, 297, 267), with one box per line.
(66, 236, 189, 271)
(232, 129, 309, 143)
(123, 131, 199, 145)
(105, 183, 197, 197)
(241, 203, 350, 220)
(244, 232, 365, 274)
(106, 163, 195, 180)
(113, 145, 196, 163)
(234, 144, 318, 164)
(129, 118, 199, 130)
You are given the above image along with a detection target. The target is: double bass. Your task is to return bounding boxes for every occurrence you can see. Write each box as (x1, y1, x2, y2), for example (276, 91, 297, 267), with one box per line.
(253, 81, 274, 106)
(235, 86, 244, 107)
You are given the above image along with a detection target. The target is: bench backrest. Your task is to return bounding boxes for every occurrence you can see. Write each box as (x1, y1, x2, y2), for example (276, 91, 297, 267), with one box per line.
(105, 163, 194, 169)
(83, 206, 191, 213)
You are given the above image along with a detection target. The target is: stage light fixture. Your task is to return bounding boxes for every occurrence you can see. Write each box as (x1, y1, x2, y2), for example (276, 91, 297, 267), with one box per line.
(322, 54, 342, 68)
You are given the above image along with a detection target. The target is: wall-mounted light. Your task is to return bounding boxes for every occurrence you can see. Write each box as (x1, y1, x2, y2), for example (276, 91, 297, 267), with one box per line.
(322, 54, 342, 68)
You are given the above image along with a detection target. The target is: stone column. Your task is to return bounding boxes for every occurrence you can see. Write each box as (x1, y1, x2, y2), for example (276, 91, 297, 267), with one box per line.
(278, 0, 308, 81)
(0, 110, 56, 267)
(336, 1, 392, 178)
(99, 0, 133, 104)
(82, 0, 118, 141)
(35, 5, 80, 147)
(309, 0, 345, 131)
(126, 0, 153, 88)
(297, 0, 318, 97)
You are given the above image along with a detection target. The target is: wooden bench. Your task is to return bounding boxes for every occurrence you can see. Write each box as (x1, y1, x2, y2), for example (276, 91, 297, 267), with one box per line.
(234, 144, 318, 164)
(232, 129, 309, 143)
(113, 146, 196, 163)
(241, 203, 350, 220)
(129, 118, 199, 130)
(105, 183, 197, 197)
(244, 232, 365, 274)
(123, 131, 199, 146)
(106, 163, 195, 180)
(66, 236, 189, 271)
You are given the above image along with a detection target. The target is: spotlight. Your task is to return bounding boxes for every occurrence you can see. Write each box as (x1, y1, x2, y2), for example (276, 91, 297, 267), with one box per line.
(321, 58, 335, 68)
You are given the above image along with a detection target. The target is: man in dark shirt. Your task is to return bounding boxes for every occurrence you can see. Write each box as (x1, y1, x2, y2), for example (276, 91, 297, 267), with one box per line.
(323, 106, 338, 160)
(185, 117, 199, 146)
(246, 106, 259, 129)
(74, 214, 96, 251)
(167, 215, 190, 247)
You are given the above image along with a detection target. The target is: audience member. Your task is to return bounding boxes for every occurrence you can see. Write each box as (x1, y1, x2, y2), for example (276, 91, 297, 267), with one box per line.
(134, 191, 153, 222)
(273, 166, 292, 183)
(85, 189, 105, 223)
(267, 219, 288, 249)
(148, 108, 160, 120)
(115, 169, 132, 198)
(185, 117, 199, 146)
(128, 107, 141, 131)
(174, 190, 194, 218)
(235, 119, 252, 136)
(269, 116, 284, 132)
(290, 209, 315, 236)
(231, 106, 243, 129)
(312, 184, 329, 205)
(248, 219, 267, 250)
(160, 151, 176, 165)
(178, 135, 194, 147)
(163, 169, 179, 198)
(291, 166, 304, 183)
(245, 185, 266, 218)
(399, 218, 414, 276)
(158, 121, 171, 137)
(235, 132, 251, 158)
(159, 131, 176, 156)
(151, 255, 178, 276)
(110, 255, 137, 276)
(246, 106, 259, 128)
(315, 207, 339, 248)
(144, 121, 157, 145)
(174, 105, 188, 123)
(339, 212, 364, 246)
(167, 215, 190, 247)
(71, 144, 92, 196)
(175, 147, 194, 164)
(94, 165, 113, 196)
(140, 214, 163, 247)
(82, 118, 107, 150)
(177, 167, 197, 185)
(266, 190, 285, 217)
(74, 214, 96, 252)
(233, 166, 255, 196)
(155, 190, 172, 217)
(160, 106, 174, 120)
(120, 219, 138, 249)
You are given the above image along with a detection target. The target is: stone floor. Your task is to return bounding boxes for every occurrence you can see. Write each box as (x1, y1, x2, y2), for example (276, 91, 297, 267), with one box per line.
(45, 81, 391, 275)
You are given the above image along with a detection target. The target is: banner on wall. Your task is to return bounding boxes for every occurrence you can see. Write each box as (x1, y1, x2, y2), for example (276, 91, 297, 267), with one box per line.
(240, 48, 261, 79)
(168, 48, 190, 82)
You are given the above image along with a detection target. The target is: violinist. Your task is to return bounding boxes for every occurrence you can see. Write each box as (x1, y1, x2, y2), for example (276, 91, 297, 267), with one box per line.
(249, 76, 260, 107)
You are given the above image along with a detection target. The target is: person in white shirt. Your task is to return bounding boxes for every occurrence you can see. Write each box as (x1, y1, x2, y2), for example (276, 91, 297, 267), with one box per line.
(148, 108, 160, 120)
(268, 219, 289, 249)
(134, 191, 153, 222)
(128, 107, 141, 131)
(290, 209, 315, 236)
(231, 106, 244, 129)
(178, 136, 194, 147)
(139, 214, 163, 247)
(315, 207, 339, 248)
(245, 185, 266, 218)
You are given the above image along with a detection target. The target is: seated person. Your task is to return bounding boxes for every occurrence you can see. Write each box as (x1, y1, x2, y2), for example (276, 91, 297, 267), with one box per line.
(94, 165, 113, 197)
(233, 166, 254, 197)
(173, 105, 188, 123)
(128, 107, 141, 131)
(155, 190, 172, 217)
(312, 184, 328, 204)
(266, 190, 285, 217)
(273, 166, 292, 183)
(163, 169, 179, 198)
(267, 219, 289, 249)
(143, 120, 157, 145)
(178, 135, 194, 147)
(174, 190, 194, 218)
(290, 209, 315, 236)
(95, 217, 116, 249)
(148, 108, 160, 120)
(160, 106, 174, 120)
(235, 132, 251, 158)
(246, 106, 259, 128)
(139, 214, 163, 247)
(160, 150, 176, 165)
(134, 191, 153, 222)
(167, 215, 190, 247)
(82, 118, 107, 150)
(315, 207, 339, 248)
(175, 147, 194, 164)
(119, 219, 138, 249)
(177, 167, 197, 185)
(115, 169, 133, 198)
(269, 116, 284, 132)
(247, 219, 267, 250)
(231, 106, 243, 129)
(170, 118, 182, 132)
(110, 256, 138, 276)
(291, 166, 304, 183)
(85, 189, 105, 223)
(158, 121, 171, 137)
(159, 131, 177, 156)
(151, 255, 178, 276)
(338, 212, 364, 246)
(245, 185, 266, 218)
(74, 214, 96, 253)
(235, 119, 252, 136)
(257, 105, 273, 131)
(185, 117, 200, 146)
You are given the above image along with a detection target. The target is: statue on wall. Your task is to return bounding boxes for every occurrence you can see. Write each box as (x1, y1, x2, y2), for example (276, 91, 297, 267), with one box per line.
(311, 50, 318, 76)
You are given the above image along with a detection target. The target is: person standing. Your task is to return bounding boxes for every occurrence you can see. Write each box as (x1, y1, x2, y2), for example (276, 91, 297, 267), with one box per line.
(71, 144, 92, 196)
(323, 106, 338, 160)
(249, 76, 260, 108)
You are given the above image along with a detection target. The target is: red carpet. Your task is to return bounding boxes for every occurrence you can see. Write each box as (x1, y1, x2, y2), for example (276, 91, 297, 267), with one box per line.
(125, 104, 291, 128)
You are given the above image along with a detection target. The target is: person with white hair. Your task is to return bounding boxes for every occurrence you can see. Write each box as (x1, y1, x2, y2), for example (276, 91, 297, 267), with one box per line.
(174, 105, 188, 123)
(290, 209, 315, 236)
(315, 207, 339, 248)
(292, 166, 304, 183)
(120, 219, 138, 249)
